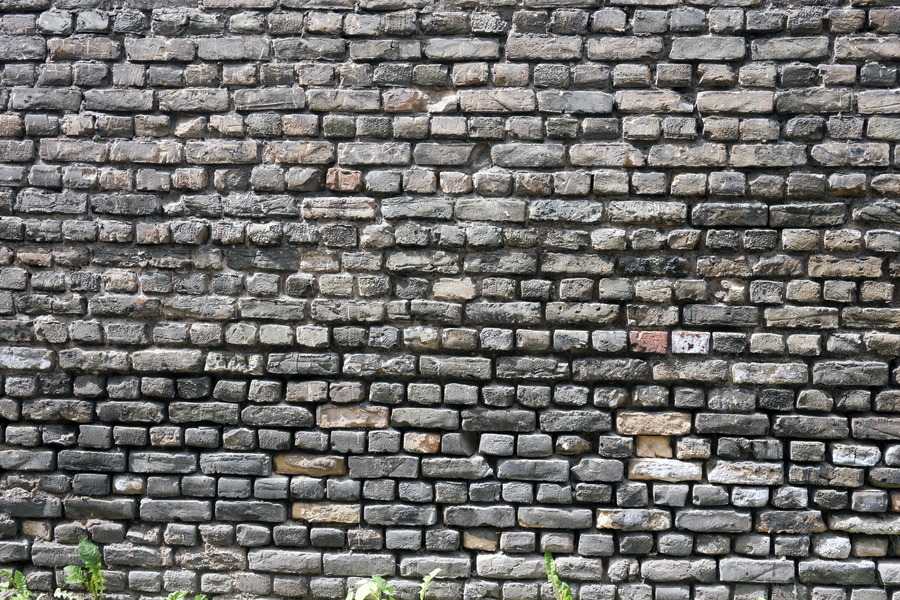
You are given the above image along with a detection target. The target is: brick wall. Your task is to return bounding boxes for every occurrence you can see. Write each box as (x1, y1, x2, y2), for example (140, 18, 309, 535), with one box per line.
(1, 0, 900, 598)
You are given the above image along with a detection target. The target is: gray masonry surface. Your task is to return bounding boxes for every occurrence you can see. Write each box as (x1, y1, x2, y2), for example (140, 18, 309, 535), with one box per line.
(1, 0, 900, 598)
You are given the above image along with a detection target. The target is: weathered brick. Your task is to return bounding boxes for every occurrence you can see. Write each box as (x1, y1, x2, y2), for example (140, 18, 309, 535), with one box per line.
(125, 38, 196, 62)
(596, 509, 671, 531)
(158, 89, 230, 112)
(424, 38, 499, 60)
(698, 91, 774, 113)
(235, 88, 305, 111)
(11, 88, 82, 111)
(670, 37, 745, 61)
(48, 38, 120, 60)
(730, 144, 807, 167)
(506, 35, 582, 60)
(292, 503, 360, 524)
(248, 550, 321, 574)
(337, 142, 411, 166)
(752, 37, 829, 60)
(459, 89, 536, 113)
(197, 38, 270, 60)
(0, 36, 45, 60)
(835, 35, 900, 59)
(587, 37, 663, 60)
(186, 141, 258, 164)
(647, 144, 727, 167)
(812, 361, 889, 386)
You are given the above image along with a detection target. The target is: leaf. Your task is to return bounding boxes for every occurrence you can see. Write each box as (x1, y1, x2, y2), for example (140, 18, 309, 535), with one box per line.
(193, 594, 208, 600)
(370, 577, 395, 600)
(77, 540, 102, 572)
(419, 569, 441, 600)
(63, 567, 84, 586)
(543, 551, 573, 600)
(9, 571, 32, 600)
(165, 592, 187, 600)
(354, 581, 376, 600)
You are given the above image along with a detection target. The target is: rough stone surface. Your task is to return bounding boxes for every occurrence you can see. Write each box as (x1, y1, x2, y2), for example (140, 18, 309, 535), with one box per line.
(0, 3, 898, 598)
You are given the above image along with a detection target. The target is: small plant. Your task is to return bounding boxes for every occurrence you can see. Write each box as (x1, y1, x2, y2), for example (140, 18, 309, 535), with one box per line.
(163, 591, 208, 600)
(346, 576, 396, 600)
(346, 569, 441, 600)
(55, 539, 105, 600)
(418, 569, 441, 600)
(1, 570, 35, 600)
(544, 551, 573, 600)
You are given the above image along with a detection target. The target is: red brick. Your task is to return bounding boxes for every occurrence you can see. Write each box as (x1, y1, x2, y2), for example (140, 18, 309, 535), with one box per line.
(326, 167, 364, 192)
(630, 331, 668, 354)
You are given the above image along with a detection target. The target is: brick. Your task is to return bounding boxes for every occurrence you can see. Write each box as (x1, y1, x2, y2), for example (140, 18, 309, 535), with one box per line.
(11, 89, 82, 111)
(424, 38, 499, 60)
(773, 416, 850, 439)
(569, 143, 645, 166)
(628, 459, 702, 482)
(731, 362, 808, 385)
(446, 506, 515, 527)
(235, 88, 305, 111)
(274, 454, 346, 476)
(48, 38, 120, 60)
(273, 38, 346, 60)
(670, 37, 745, 61)
(248, 550, 321, 574)
(858, 90, 900, 115)
(506, 35, 582, 60)
(422, 456, 493, 479)
(0, 36, 46, 60)
(720, 558, 796, 583)
(158, 89, 230, 112)
(647, 144, 727, 167)
(616, 91, 693, 113)
(110, 141, 183, 164)
(596, 509, 671, 531)
(752, 37, 830, 60)
(617, 412, 691, 436)
(641, 559, 717, 583)
(518, 507, 592, 528)
(186, 141, 258, 164)
(337, 142, 411, 166)
(492, 143, 566, 168)
(798, 560, 876, 586)
(776, 89, 851, 113)
(730, 144, 807, 167)
(587, 37, 663, 60)
(318, 406, 389, 428)
(124, 38, 196, 62)
(40, 140, 107, 163)
(756, 511, 826, 534)
(674, 509, 752, 533)
(573, 359, 650, 382)
(707, 461, 783, 486)
(835, 35, 900, 59)
(459, 89, 536, 113)
(349, 40, 421, 61)
(817, 360, 888, 389)
(697, 91, 774, 114)
(197, 38, 270, 60)
(537, 91, 614, 114)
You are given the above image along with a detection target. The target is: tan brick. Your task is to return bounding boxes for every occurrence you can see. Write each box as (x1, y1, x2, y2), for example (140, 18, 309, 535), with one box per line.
(617, 412, 691, 436)
(316, 405, 389, 429)
(274, 454, 346, 476)
(292, 503, 360, 524)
